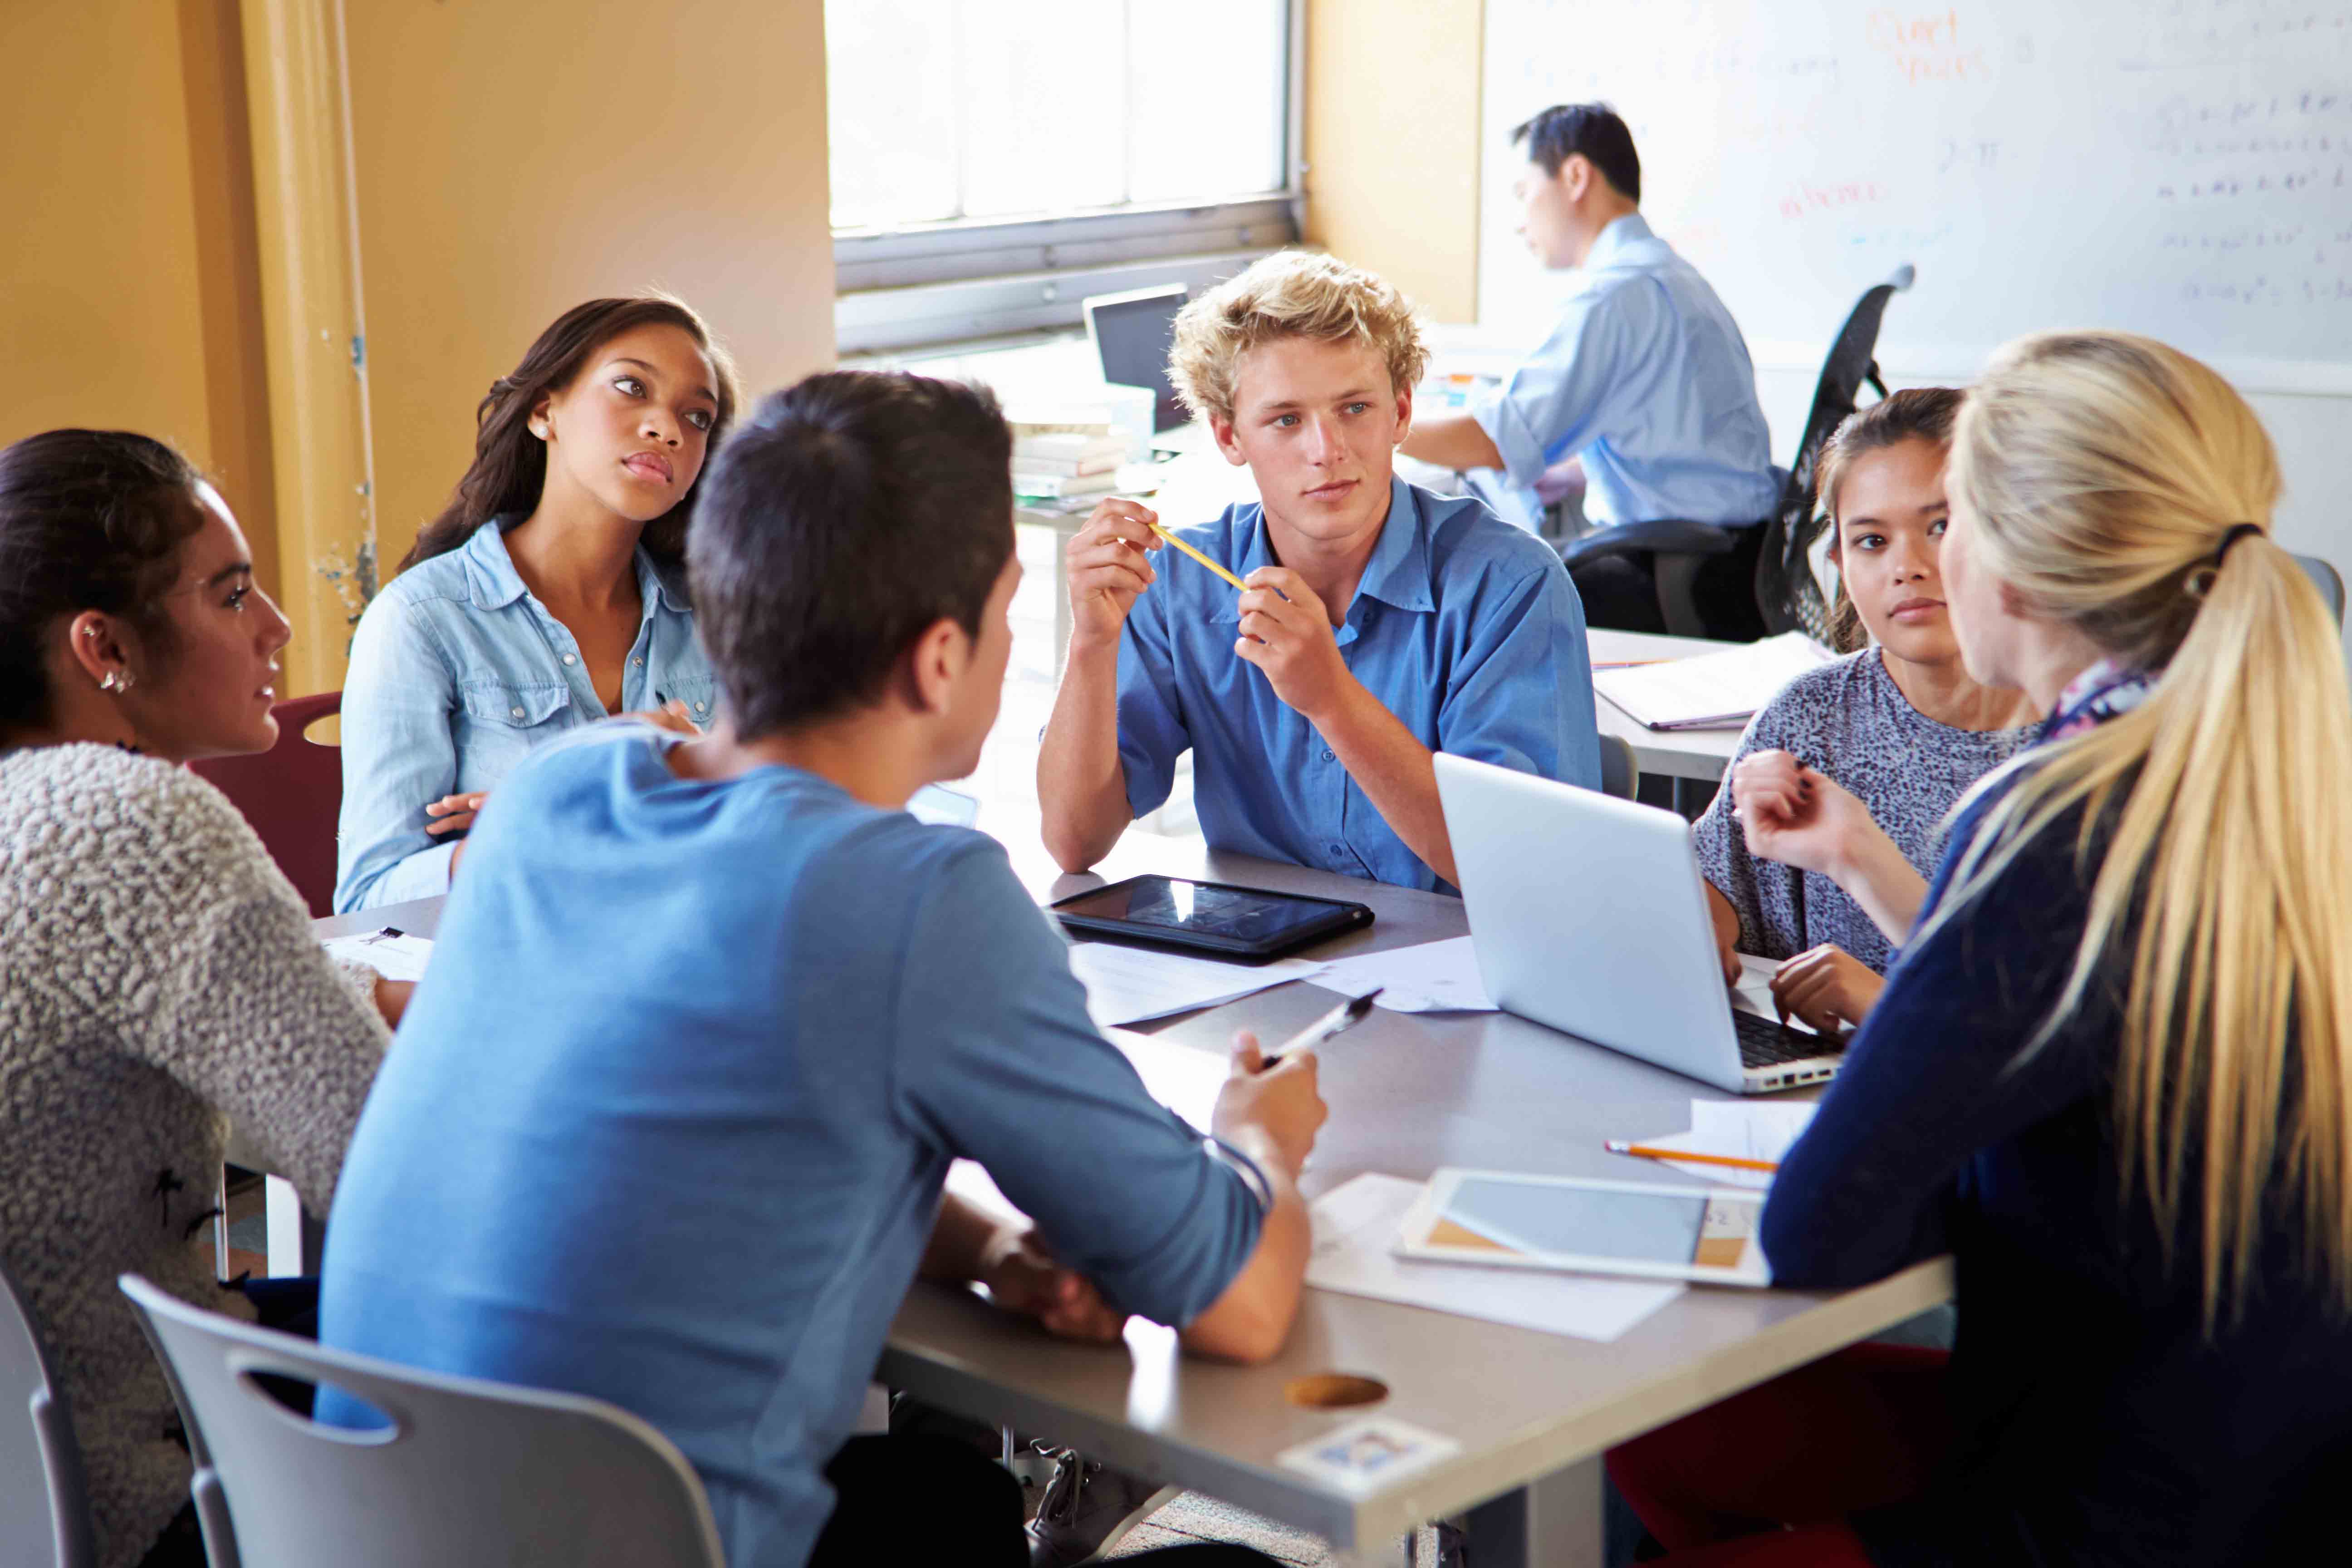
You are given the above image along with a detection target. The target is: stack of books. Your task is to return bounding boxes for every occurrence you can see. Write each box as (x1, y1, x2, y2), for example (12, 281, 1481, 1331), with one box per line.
(1012, 425, 1126, 502)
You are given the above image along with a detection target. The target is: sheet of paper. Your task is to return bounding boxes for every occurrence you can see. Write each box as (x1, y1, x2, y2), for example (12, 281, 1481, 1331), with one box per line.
(1593, 631, 1834, 731)
(319, 929, 435, 983)
(1622, 1099, 1820, 1191)
(1067, 943, 1324, 1028)
(1312, 937, 1496, 1014)
(1307, 1174, 1683, 1343)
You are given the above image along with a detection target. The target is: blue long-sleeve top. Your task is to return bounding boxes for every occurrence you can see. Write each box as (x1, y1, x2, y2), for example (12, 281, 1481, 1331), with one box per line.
(1763, 765, 2352, 1567)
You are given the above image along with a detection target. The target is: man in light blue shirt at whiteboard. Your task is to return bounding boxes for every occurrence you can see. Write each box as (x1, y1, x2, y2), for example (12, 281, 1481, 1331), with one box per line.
(1402, 103, 1781, 636)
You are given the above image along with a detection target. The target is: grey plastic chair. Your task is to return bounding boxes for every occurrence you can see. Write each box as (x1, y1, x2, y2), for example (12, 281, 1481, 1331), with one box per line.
(2293, 552, 2344, 626)
(2, 1259, 94, 1568)
(1597, 735, 1639, 801)
(117, 1275, 724, 1568)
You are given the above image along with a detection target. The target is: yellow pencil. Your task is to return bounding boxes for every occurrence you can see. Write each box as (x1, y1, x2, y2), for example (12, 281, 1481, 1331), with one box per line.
(1603, 1140, 1780, 1175)
(1147, 520, 1250, 593)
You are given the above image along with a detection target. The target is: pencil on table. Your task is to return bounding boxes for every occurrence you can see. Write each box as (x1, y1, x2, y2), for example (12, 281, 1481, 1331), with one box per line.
(1147, 521, 1250, 593)
(1603, 1140, 1780, 1175)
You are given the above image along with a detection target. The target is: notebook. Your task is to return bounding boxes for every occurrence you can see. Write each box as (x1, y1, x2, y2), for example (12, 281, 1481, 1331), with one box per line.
(1592, 632, 1835, 731)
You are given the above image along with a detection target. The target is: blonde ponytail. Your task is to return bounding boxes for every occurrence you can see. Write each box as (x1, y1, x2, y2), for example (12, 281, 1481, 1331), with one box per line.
(1932, 332, 2352, 1327)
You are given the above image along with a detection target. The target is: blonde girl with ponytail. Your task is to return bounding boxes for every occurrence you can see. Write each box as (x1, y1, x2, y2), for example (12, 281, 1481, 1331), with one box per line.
(1605, 332, 2352, 1568)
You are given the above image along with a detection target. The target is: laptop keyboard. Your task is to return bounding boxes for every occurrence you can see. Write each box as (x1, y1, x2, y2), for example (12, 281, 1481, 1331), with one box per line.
(1732, 1008, 1846, 1068)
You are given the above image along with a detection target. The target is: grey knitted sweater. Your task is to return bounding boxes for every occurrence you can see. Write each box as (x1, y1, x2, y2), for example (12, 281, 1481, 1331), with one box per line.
(0, 744, 388, 1568)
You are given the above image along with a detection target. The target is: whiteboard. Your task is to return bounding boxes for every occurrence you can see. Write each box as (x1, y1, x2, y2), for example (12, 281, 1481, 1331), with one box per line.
(1479, 0, 2352, 391)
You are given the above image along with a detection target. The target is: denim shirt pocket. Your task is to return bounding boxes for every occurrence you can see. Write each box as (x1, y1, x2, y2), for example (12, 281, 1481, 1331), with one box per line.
(662, 673, 722, 729)
(452, 679, 575, 792)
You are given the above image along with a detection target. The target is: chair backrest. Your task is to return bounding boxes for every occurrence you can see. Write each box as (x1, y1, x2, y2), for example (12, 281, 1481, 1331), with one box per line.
(187, 691, 345, 918)
(2293, 552, 2345, 626)
(117, 1275, 724, 1568)
(1597, 735, 1638, 802)
(1754, 265, 1916, 642)
(1, 1259, 95, 1568)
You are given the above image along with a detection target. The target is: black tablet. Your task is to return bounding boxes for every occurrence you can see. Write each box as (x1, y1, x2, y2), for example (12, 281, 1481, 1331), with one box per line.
(1049, 875, 1374, 963)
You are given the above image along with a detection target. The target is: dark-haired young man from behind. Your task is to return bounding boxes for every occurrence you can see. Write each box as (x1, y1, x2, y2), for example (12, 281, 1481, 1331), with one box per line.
(315, 372, 1314, 1568)
(1400, 102, 1780, 636)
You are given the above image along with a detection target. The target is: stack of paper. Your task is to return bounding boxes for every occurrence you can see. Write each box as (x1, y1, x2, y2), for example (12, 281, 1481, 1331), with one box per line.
(1013, 430, 1126, 500)
(1307, 1174, 1683, 1342)
(1617, 1100, 1819, 1191)
(1312, 937, 1496, 1014)
(319, 928, 435, 982)
(1593, 631, 1835, 731)
(1066, 943, 1325, 1028)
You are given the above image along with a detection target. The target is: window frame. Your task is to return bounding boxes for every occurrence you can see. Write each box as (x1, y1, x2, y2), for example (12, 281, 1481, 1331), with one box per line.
(832, 0, 1307, 354)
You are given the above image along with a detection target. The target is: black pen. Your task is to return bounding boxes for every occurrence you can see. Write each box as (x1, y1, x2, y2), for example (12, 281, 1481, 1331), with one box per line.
(1261, 989, 1382, 1069)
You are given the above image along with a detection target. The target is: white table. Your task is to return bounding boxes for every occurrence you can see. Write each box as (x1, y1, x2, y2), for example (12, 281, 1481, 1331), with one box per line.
(1585, 629, 1748, 793)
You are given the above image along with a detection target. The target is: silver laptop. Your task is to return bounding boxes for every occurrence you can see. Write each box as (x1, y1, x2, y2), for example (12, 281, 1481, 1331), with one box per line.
(1435, 753, 1845, 1095)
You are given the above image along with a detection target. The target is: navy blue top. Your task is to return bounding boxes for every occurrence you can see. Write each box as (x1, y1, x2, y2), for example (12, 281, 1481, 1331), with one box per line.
(1763, 756, 2352, 1565)
(318, 726, 1264, 1568)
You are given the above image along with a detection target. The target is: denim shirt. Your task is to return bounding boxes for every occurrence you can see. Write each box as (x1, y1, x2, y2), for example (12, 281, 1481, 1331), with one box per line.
(333, 519, 717, 911)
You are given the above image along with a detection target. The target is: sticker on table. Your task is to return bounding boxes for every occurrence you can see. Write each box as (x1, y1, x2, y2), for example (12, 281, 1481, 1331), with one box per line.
(1277, 1416, 1460, 1491)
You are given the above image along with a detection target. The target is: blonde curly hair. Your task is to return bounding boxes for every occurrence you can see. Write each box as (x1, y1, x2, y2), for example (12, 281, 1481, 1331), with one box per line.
(1167, 251, 1431, 424)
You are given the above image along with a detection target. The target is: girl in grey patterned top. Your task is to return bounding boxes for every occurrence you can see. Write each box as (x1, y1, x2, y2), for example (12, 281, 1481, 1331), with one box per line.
(1695, 391, 2037, 1034)
(0, 431, 400, 1568)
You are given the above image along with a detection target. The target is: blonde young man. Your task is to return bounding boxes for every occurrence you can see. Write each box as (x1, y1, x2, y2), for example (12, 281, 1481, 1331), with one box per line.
(1038, 252, 1602, 893)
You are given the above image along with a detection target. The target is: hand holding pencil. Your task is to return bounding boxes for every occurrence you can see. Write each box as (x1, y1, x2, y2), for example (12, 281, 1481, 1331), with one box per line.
(1064, 498, 1166, 648)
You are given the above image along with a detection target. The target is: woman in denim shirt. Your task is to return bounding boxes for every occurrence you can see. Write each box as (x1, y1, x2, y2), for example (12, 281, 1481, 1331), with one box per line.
(335, 294, 741, 911)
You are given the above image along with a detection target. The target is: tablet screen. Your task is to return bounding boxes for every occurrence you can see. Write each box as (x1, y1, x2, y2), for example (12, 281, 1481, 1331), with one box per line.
(1054, 876, 1347, 946)
(1442, 1176, 1708, 1264)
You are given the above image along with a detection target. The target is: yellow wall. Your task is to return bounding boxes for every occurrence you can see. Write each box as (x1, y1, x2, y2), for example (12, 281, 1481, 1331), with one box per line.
(341, 0, 838, 569)
(1303, 0, 1485, 323)
(1, 0, 280, 593)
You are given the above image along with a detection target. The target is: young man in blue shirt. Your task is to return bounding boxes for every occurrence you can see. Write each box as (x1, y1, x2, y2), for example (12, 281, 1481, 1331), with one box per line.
(1038, 251, 1602, 893)
(317, 372, 1319, 1568)
(1401, 103, 1781, 635)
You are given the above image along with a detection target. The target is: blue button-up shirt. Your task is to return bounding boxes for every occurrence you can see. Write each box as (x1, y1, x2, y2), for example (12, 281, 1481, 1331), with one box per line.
(1116, 478, 1601, 892)
(1470, 213, 1780, 532)
(333, 519, 719, 911)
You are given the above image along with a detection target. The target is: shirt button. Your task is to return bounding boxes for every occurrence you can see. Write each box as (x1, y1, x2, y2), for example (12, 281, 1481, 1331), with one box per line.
(1329, 843, 1344, 856)
(695, 701, 708, 713)
(1321, 748, 1335, 762)
(562, 654, 577, 666)
(510, 706, 525, 720)
(632, 657, 643, 668)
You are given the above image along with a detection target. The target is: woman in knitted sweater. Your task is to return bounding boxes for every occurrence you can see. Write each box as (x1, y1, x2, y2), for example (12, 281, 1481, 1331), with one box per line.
(0, 430, 398, 1568)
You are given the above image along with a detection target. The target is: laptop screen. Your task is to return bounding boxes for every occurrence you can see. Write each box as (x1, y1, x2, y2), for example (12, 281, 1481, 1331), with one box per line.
(1086, 285, 1188, 433)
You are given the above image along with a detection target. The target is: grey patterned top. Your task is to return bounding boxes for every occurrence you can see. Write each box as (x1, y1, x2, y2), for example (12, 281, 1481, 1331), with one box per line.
(1694, 649, 2035, 972)
(0, 744, 389, 1568)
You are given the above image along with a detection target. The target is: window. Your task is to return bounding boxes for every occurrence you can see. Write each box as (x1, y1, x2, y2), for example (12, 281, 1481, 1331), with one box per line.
(828, 0, 1302, 352)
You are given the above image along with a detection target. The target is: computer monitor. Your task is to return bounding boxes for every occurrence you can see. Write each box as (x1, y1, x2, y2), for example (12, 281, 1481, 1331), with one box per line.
(1083, 284, 1188, 433)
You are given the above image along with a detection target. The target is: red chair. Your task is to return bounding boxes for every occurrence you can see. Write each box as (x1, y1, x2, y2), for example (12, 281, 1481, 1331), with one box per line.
(189, 690, 344, 918)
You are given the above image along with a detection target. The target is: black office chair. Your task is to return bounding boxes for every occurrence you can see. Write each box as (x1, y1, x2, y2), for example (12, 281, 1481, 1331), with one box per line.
(1558, 265, 1915, 642)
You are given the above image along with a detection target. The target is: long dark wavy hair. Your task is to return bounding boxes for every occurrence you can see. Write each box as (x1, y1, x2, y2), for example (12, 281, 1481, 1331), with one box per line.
(398, 293, 742, 574)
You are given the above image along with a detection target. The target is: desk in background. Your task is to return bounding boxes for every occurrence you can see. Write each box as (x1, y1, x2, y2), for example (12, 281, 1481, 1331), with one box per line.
(309, 826, 1944, 1568)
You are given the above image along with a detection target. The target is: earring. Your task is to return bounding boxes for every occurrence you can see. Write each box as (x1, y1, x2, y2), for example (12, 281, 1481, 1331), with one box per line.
(99, 669, 135, 694)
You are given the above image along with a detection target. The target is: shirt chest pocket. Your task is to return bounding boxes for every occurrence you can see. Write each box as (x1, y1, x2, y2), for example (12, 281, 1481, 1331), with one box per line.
(460, 679, 572, 730)
(661, 674, 721, 728)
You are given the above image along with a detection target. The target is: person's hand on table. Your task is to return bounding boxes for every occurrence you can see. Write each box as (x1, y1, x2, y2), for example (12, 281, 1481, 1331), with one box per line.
(371, 976, 416, 1029)
(627, 699, 702, 736)
(1065, 498, 1164, 647)
(976, 1224, 1129, 1343)
(1234, 567, 1353, 723)
(1729, 751, 1875, 879)
(1770, 944, 1883, 1035)
(1213, 1029, 1327, 1180)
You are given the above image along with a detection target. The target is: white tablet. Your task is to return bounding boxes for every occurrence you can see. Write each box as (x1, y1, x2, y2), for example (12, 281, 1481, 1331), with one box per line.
(1394, 1169, 1772, 1288)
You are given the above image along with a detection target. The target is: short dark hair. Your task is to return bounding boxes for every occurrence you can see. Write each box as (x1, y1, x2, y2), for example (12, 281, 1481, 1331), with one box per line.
(1511, 103, 1641, 203)
(687, 371, 1014, 738)
(0, 429, 206, 735)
